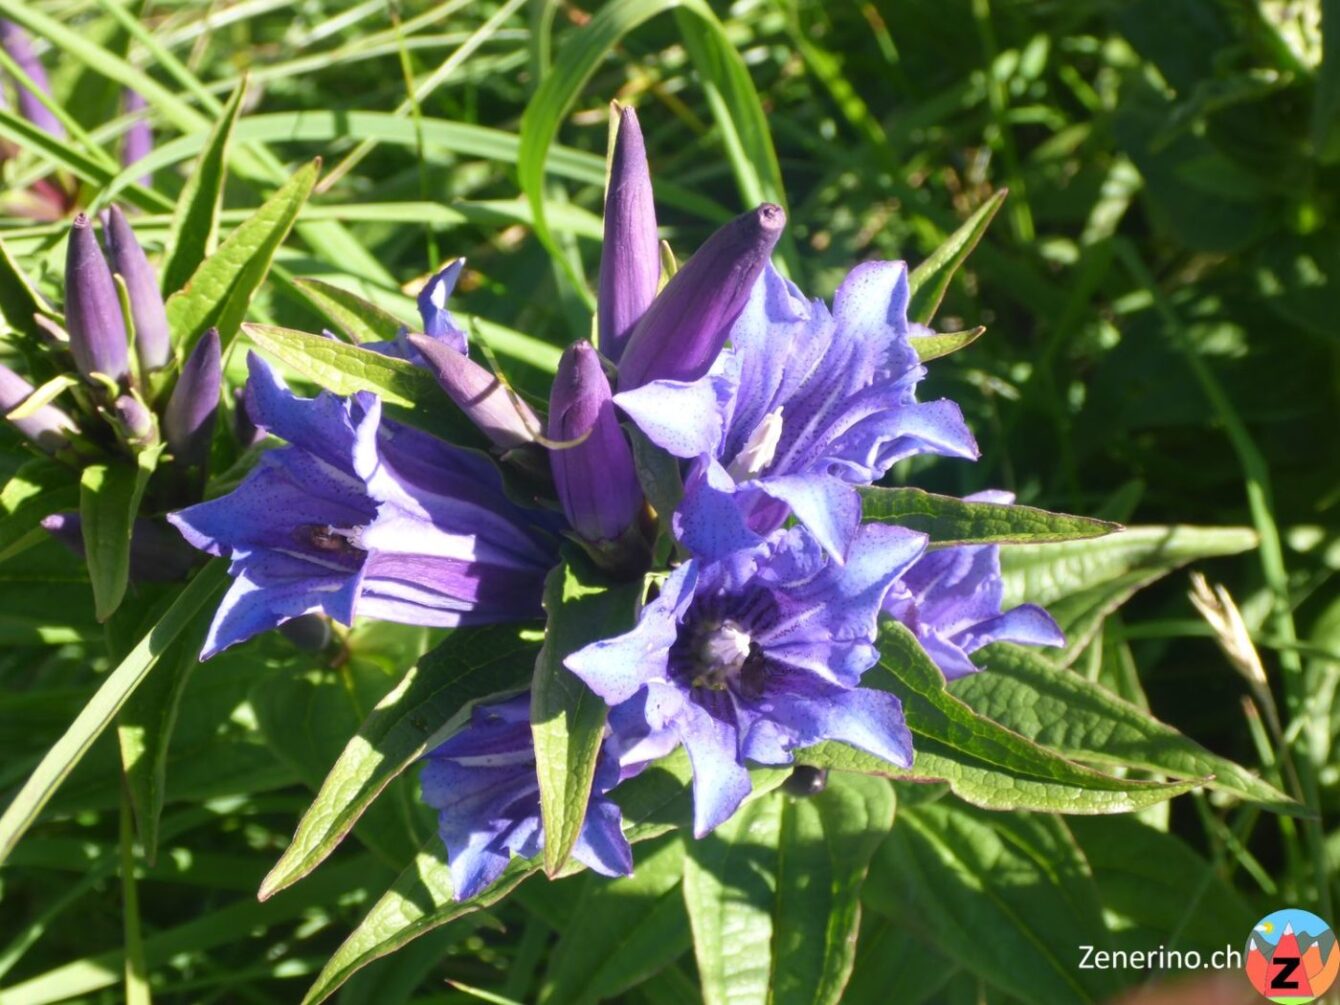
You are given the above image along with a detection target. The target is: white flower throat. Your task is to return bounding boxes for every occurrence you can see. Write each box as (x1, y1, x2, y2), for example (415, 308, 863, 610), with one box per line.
(727, 407, 784, 482)
(690, 619, 768, 697)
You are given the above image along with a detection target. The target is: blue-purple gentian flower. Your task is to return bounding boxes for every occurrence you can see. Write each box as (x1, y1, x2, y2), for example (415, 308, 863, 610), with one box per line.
(883, 490, 1064, 679)
(421, 694, 633, 900)
(616, 262, 979, 561)
(565, 522, 925, 836)
(169, 354, 562, 658)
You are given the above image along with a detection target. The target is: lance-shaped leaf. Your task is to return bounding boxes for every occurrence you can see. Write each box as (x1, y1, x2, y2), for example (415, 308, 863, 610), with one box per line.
(78, 446, 160, 622)
(999, 524, 1259, 661)
(0, 559, 228, 864)
(861, 486, 1117, 545)
(531, 553, 643, 876)
(259, 625, 540, 900)
(160, 81, 245, 296)
(682, 773, 894, 1005)
(957, 644, 1297, 811)
(165, 158, 318, 354)
(0, 238, 59, 342)
(244, 323, 485, 447)
(864, 802, 1123, 1003)
(907, 188, 1006, 325)
(539, 836, 690, 1004)
(801, 623, 1200, 814)
(910, 326, 985, 362)
(294, 277, 407, 345)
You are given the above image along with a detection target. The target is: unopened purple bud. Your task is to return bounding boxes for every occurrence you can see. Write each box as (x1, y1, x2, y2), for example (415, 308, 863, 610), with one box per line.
(407, 334, 541, 450)
(549, 342, 642, 544)
(65, 214, 129, 385)
(164, 328, 221, 469)
(617, 204, 786, 390)
(105, 205, 170, 373)
(122, 90, 153, 187)
(0, 361, 76, 452)
(114, 393, 156, 446)
(598, 105, 659, 363)
(42, 513, 201, 582)
(417, 260, 468, 354)
(0, 20, 63, 139)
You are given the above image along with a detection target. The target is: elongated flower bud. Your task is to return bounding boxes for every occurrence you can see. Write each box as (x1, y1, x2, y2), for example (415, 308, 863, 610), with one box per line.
(0, 361, 76, 452)
(65, 214, 129, 385)
(617, 204, 785, 389)
(164, 327, 221, 469)
(105, 205, 170, 373)
(598, 105, 659, 363)
(549, 342, 643, 546)
(0, 20, 63, 138)
(122, 90, 153, 187)
(407, 334, 541, 450)
(113, 393, 157, 448)
(42, 513, 201, 582)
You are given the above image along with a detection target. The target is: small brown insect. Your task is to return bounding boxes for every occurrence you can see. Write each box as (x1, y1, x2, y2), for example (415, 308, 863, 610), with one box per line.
(302, 525, 359, 555)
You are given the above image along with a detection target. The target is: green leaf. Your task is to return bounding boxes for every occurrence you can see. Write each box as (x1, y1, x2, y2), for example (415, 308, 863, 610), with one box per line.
(302, 841, 536, 1005)
(259, 625, 540, 900)
(682, 792, 782, 1005)
(860, 487, 1117, 545)
(116, 626, 204, 864)
(0, 460, 79, 565)
(906, 189, 1006, 325)
(1067, 815, 1255, 952)
(531, 554, 643, 875)
(243, 322, 486, 446)
(958, 644, 1298, 811)
(673, 5, 797, 273)
(999, 524, 1259, 608)
(294, 277, 409, 345)
(0, 239, 59, 342)
(160, 80, 246, 296)
(165, 159, 319, 354)
(864, 802, 1122, 1003)
(540, 836, 690, 1004)
(770, 773, 896, 1005)
(251, 651, 429, 876)
(910, 326, 984, 363)
(813, 623, 1201, 813)
(0, 560, 228, 864)
(78, 449, 159, 622)
(1000, 525, 1259, 662)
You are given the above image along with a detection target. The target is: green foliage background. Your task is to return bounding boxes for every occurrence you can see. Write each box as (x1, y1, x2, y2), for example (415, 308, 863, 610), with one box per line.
(0, 1, 1335, 1003)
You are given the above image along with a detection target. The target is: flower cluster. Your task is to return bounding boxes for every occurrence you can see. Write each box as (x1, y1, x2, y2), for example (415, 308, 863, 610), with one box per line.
(169, 104, 1062, 900)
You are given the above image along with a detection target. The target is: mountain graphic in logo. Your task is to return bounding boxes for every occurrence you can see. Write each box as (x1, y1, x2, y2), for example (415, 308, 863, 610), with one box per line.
(1245, 910, 1337, 1003)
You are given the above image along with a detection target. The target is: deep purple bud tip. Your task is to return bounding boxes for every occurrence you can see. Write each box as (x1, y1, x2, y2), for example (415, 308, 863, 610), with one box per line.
(65, 214, 130, 385)
(164, 328, 222, 470)
(549, 341, 644, 550)
(617, 203, 786, 390)
(105, 205, 171, 373)
(597, 104, 659, 363)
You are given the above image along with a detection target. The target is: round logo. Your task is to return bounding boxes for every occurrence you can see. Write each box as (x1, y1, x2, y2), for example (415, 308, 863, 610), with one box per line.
(1245, 909, 1337, 1003)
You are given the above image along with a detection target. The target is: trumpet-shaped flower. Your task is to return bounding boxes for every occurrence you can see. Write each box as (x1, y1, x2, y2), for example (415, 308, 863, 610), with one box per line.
(616, 262, 979, 560)
(566, 522, 925, 836)
(421, 694, 632, 900)
(168, 354, 561, 658)
(883, 491, 1064, 679)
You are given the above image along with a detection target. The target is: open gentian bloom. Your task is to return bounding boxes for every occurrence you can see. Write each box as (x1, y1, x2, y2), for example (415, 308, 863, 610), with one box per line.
(421, 694, 633, 900)
(883, 491, 1064, 679)
(616, 262, 979, 560)
(566, 522, 925, 836)
(168, 354, 562, 658)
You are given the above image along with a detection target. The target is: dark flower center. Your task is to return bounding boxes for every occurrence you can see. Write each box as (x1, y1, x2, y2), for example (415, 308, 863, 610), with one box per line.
(298, 524, 364, 557)
(683, 618, 769, 699)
